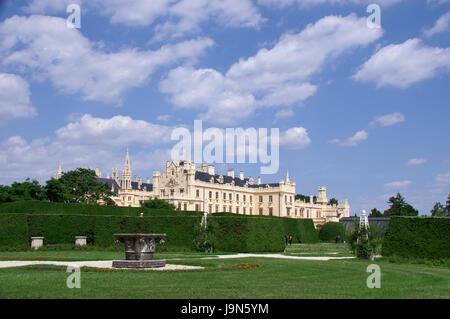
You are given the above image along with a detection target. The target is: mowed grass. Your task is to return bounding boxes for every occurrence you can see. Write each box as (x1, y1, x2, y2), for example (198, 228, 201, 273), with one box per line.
(0, 257, 449, 299)
(284, 243, 352, 257)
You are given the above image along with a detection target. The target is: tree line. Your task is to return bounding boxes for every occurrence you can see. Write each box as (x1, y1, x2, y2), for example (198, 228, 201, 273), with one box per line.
(369, 192, 449, 217)
(0, 168, 116, 206)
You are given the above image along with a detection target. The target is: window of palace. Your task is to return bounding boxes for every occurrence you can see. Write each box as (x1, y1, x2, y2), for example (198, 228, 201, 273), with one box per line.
(128, 196, 132, 201)
(243, 195, 246, 202)
(172, 170, 174, 175)
(184, 203, 187, 210)
(223, 205, 226, 212)
(209, 205, 212, 213)
(223, 193, 226, 200)
(236, 207, 239, 214)
(178, 203, 181, 210)
(259, 208, 263, 215)
(216, 205, 219, 212)
(250, 196, 253, 203)
(209, 191, 212, 199)
(287, 208, 290, 216)
(161, 190, 165, 196)
(290, 196, 293, 202)
(195, 204, 200, 211)
(285, 195, 287, 203)
(216, 192, 219, 199)
(229, 206, 232, 213)
(243, 207, 246, 214)
(196, 189, 200, 197)
(269, 195, 272, 202)
(250, 208, 253, 215)
(269, 208, 273, 216)
(170, 189, 174, 196)
(180, 188, 184, 194)
(236, 194, 239, 201)
(259, 196, 263, 202)
(229, 193, 232, 200)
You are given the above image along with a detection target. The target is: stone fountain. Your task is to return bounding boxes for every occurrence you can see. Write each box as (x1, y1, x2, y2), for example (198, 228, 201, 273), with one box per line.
(112, 233, 166, 268)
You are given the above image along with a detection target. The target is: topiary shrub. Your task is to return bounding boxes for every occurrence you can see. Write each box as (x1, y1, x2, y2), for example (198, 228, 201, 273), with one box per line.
(319, 222, 346, 242)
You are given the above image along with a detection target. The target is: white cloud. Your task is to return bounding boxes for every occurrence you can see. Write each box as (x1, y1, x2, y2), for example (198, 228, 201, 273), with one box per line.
(279, 127, 311, 150)
(406, 158, 426, 166)
(427, 0, 450, 5)
(384, 180, 412, 190)
(157, 114, 172, 122)
(370, 112, 405, 127)
(0, 15, 213, 104)
(0, 114, 177, 184)
(424, 11, 450, 37)
(353, 38, 450, 88)
(329, 130, 368, 147)
(0, 73, 37, 122)
(435, 172, 450, 186)
(161, 14, 382, 124)
(258, 0, 403, 8)
(22, 0, 263, 40)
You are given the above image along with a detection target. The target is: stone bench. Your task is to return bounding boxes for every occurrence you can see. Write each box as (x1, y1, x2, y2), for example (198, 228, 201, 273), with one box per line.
(30, 236, 88, 250)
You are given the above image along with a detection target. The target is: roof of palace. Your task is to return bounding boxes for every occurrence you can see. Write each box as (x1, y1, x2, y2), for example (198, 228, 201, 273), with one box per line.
(96, 177, 153, 193)
(193, 170, 280, 188)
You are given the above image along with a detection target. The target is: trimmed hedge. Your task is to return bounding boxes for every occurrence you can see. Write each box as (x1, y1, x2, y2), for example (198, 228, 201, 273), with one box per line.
(0, 201, 202, 217)
(319, 222, 346, 242)
(0, 213, 318, 252)
(382, 216, 450, 260)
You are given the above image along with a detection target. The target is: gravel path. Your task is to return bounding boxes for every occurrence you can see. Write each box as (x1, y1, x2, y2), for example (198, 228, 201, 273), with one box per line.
(201, 253, 355, 260)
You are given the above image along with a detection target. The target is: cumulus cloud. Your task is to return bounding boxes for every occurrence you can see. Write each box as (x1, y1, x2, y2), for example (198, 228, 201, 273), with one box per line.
(435, 172, 450, 186)
(406, 158, 427, 166)
(0, 114, 178, 184)
(329, 130, 368, 147)
(370, 112, 405, 127)
(258, 0, 404, 8)
(279, 127, 311, 150)
(0, 15, 213, 104)
(384, 180, 412, 190)
(161, 14, 382, 125)
(22, 0, 263, 40)
(0, 73, 37, 122)
(424, 11, 450, 37)
(353, 38, 450, 88)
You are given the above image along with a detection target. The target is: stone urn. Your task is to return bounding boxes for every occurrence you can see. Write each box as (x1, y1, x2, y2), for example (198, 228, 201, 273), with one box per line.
(112, 233, 166, 268)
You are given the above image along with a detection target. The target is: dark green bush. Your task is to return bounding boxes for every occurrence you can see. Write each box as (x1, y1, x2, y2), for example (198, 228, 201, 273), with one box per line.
(0, 214, 29, 248)
(319, 222, 346, 242)
(0, 201, 202, 217)
(381, 216, 450, 260)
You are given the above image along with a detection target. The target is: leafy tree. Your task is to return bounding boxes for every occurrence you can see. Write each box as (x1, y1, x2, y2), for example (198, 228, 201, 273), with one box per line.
(295, 194, 317, 204)
(0, 178, 45, 203)
(446, 195, 450, 216)
(369, 208, 383, 217)
(328, 198, 339, 206)
(54, 168, 116, 205)
(383, 193, 418, 216)
(44, 178, 66, 202)
(430, 202, 445, 216)
(141, 198, 175, 210)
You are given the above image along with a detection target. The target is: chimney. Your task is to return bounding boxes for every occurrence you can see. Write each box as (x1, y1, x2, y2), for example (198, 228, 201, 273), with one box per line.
(309, 196, 314, 204)
(208, 165, 215, 175)
(257, 176, 261, 185)
(202, 163, 207, 172)
(146, 177, 150, 184)
(227, 169, 234, 178)
(138, 177, 142, 188)
(134, 176, 137, 182)
(239, 171, 244, 180)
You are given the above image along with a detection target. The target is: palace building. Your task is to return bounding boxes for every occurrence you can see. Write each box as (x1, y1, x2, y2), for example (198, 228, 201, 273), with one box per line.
(56, 151, 350, 228)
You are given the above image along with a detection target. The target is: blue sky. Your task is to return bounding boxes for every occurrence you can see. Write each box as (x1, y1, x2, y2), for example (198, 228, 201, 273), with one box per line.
(0, 0, 449, 215)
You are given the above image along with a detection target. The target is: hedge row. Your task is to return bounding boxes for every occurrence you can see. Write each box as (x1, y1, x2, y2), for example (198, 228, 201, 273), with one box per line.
(0, 201, 202, 217)
(318, 222, 346, 242)
(381, 216, 450, 260)
(0, 213, 318, 252)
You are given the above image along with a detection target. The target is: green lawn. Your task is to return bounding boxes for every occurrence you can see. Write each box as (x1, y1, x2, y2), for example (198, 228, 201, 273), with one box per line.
(0, 255, 449, 298)
(284, 243, 352, 257)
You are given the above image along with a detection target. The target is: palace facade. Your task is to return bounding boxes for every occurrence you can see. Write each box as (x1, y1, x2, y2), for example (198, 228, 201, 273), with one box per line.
(57, 151, 350, 228)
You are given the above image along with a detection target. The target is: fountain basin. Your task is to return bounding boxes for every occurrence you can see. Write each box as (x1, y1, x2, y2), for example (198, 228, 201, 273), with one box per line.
(112, 233, 166, 268)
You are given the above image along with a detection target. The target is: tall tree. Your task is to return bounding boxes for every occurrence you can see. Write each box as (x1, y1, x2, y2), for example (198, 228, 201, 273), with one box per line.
(369, 208, 383, 217)
(53, 168, 116, 205)
(44, 178, 66, 203)
(430, 202, 445, 216)
(383, 192, 418, 216)
(328, 198, 339, 206)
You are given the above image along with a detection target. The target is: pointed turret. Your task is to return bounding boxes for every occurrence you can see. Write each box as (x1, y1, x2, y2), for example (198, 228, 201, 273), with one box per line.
(285, 170, 290, 183)
(95, 166, 101, 178)
(122, 149, 132, 190)
(57, 163, 62, 179)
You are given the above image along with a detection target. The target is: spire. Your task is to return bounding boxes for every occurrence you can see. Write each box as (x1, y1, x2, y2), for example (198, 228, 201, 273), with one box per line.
(95, 166, 101, 178)
(122, 149, 132, 189)
(57, 162, 62, 179)
(285, 170, 290, 183)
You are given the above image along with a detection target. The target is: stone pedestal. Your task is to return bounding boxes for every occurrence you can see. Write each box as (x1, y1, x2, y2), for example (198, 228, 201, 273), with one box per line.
(31, 237, 44, 250)
(75, 236, 87, 246)
(112, 233, 166, 268)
